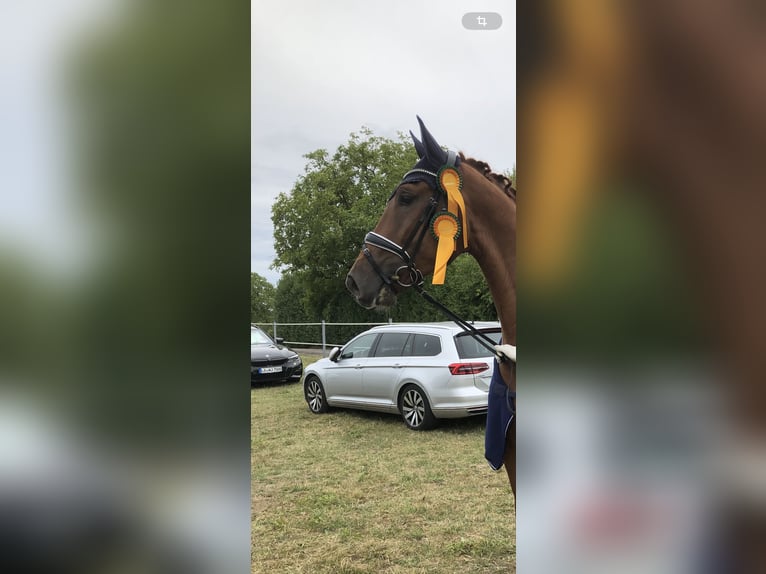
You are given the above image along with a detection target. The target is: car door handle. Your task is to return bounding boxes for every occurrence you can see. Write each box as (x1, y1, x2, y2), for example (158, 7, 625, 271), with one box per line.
(354, 364, 363, 369)
(393, 364, 402, 369)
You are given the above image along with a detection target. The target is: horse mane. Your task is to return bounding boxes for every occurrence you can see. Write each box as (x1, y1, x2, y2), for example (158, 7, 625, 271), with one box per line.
(459, 153, 516, 200)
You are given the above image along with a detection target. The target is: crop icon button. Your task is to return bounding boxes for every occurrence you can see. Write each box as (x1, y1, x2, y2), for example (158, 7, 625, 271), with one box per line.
(462, 12, 502, 30)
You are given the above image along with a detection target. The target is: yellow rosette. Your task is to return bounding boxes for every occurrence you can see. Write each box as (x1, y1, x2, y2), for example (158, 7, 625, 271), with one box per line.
(438, 167, 468, 249)
(431, 213, 461, 285)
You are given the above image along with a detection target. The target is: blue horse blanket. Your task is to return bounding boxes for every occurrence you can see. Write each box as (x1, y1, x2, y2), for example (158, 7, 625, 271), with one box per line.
(485, 359, 515, 471)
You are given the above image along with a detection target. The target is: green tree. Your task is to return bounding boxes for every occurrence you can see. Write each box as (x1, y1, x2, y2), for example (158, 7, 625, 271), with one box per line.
(250, 272, 275, 323)
(271, 271, 314, 343)
(272, 128, 415, 312)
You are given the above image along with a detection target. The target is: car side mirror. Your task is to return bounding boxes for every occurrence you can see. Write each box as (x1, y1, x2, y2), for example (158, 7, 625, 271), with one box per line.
(328, 347, 341, 362)
(275, 337, 285, 345)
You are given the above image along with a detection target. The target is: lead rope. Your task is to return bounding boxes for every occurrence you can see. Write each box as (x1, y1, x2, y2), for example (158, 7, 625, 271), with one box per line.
(414, 284, 508, 363)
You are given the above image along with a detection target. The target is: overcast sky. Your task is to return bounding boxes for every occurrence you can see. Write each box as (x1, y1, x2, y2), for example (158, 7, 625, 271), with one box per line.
(251, 0, 516, 285)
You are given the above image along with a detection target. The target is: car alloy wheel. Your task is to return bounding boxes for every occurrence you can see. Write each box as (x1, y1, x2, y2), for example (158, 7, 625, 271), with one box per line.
(304, 375, 328, 414)
(400, 385, 435, 430)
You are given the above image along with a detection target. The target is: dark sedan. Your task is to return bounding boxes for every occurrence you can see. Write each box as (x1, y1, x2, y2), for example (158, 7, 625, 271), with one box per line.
(250, 326, 303, 384)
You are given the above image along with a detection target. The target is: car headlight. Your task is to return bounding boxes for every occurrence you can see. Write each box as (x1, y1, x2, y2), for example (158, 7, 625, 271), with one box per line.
(286, 355, 301, 367)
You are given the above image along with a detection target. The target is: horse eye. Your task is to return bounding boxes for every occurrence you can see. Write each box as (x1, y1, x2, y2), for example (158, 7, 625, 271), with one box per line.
(397, 192, 414, 206)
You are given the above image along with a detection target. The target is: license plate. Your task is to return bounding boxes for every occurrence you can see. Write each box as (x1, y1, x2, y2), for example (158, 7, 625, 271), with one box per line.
(258, 366, 282, 374)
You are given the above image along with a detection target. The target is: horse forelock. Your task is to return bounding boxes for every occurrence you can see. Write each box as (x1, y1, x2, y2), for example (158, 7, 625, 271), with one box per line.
(459, 153, 516, 201)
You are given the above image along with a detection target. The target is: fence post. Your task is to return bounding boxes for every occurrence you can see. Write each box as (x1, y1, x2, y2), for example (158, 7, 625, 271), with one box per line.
(273, 321, 277, 340)
(321, 320, 326, 356)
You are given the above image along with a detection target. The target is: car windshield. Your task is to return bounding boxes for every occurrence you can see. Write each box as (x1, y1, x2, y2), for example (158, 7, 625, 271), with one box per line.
(250, 328, 273, 345)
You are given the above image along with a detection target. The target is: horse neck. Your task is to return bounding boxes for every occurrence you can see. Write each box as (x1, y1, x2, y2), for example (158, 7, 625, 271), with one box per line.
(463, 170, 517, 348)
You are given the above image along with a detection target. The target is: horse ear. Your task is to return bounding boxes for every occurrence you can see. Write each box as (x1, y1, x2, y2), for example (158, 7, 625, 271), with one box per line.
(417, 116, 448, 164)
(410, 130, 425, 158)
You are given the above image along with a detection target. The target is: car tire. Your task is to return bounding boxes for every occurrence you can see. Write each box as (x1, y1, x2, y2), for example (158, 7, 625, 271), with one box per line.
(304, 375, 329, 414)
(399, 384, 436, 430)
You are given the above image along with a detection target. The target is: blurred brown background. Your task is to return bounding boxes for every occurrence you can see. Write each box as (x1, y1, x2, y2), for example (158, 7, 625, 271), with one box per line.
(518, 1, 766, 571)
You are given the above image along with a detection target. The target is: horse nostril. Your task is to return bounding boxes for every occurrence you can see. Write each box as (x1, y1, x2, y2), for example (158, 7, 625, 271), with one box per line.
(345, 274, 360, 296)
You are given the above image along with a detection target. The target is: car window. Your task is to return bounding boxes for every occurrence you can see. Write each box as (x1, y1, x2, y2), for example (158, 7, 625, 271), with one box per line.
(250, 328, 273, 345)
(373, 333, 411, 357)
(341, 333, 378, 359)
(406, 334, 441, 357)
(454, 330, 502, 359)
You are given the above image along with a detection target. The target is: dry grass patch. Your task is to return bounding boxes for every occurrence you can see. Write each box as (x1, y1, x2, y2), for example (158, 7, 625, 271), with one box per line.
(252, 356, 515, 573)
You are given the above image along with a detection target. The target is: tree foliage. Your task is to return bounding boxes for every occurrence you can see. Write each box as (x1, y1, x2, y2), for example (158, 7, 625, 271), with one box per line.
(272, 128, 415, 308)
(250, 273, 275, 323)
(270, 271, 315, 343)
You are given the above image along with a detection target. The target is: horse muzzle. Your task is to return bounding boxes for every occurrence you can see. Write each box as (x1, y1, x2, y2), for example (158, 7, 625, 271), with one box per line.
(346, 231, 425, 310)
(345, 271, 397, 310)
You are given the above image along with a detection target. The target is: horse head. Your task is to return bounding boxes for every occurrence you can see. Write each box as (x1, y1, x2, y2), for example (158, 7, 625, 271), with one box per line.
(345, 117, 469, 309)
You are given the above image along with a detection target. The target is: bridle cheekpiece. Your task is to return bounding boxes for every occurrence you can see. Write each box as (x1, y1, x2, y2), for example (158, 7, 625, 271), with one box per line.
(362, 150, 468, 288)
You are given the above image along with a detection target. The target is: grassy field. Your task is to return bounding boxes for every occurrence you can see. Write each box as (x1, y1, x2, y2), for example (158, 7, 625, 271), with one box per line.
(252, 354, 515, 573)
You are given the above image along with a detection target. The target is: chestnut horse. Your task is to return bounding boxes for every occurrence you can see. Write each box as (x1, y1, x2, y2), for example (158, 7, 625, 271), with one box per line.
(345, 117, 516, 492)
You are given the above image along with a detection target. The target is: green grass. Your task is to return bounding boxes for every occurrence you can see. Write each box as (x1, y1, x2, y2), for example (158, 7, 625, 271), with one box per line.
(252, 355, 515, 573)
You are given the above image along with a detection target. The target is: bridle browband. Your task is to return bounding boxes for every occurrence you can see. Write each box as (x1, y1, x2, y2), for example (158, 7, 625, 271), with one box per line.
(361, 155, 507, 362)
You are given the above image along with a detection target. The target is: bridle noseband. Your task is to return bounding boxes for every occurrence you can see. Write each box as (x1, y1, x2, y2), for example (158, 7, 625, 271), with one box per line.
(363, 232, 424, 288)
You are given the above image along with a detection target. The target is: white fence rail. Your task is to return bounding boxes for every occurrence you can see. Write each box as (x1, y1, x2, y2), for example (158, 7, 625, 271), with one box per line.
(252, 320, 393, 355)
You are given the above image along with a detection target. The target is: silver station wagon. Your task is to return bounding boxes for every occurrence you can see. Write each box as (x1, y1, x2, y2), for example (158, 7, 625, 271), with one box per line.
(303, 322, 501, 430)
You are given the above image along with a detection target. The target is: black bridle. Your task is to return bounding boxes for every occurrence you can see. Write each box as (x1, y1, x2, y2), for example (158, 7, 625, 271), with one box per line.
(362, 167, 440, 289)
(361, 162, 507, 362)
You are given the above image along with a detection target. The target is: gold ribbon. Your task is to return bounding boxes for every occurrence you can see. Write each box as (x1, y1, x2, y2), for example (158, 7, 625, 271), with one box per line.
(431, 168, 468, 285)
(439, 168, 468, 249)
(431, 214, 459, 284)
